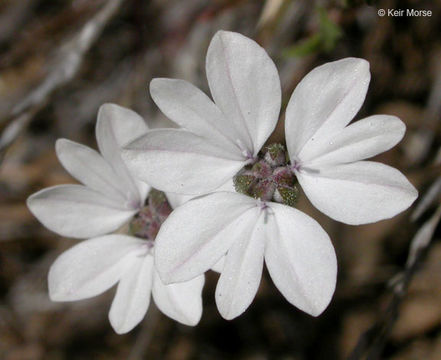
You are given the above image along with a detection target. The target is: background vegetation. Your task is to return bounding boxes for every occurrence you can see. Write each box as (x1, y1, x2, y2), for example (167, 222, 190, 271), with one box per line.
(0, 0, 440, 358)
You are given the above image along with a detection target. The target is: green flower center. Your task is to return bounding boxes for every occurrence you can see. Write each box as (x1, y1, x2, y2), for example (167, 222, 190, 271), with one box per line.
(233, 144, 299, 207)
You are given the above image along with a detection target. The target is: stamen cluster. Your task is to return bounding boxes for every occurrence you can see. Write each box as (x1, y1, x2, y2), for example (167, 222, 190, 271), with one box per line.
(130, 189, 172, 240)
(234, 144, 299, 207)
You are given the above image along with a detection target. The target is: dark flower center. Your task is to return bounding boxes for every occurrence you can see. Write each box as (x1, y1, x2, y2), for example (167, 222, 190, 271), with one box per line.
(129, 189, 172, 240)
(233, 144, 299, 207)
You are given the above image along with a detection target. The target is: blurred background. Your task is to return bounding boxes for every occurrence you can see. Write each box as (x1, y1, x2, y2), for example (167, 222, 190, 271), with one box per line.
(0, 0, 440, 359)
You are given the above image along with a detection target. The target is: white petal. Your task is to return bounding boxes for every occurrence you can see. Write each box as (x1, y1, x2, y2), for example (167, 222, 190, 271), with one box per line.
(96, 104, 144, 206)
(265, 203, 337, 316)
(211, 256, 225, 273)
(206, 31, 281, 156)
(154, 192, 258, 283)
(299, 115, 406, 166)
(165, 179, 236, 209)
(297, 161, 418, 225)
(216, 178, 236, 192)
(150, 78, 241, 156)
(165, 192, 195, 209)
(286, 58, 370, 158)
(216, 208, 265, 320)
(27, 185, 136, 238)
(97, 105, 151, 202)
(98, 103, 149, 147)
(48, 235, 145, 301)
(152, 272, 204, 326)
(109, 253, 154, 334)
(135, 181, 151, 205)
(56, 139, 126, 203)
(123, 129, 245, 195)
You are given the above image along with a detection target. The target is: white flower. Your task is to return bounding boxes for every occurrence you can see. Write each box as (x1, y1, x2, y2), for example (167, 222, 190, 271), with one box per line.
(122, 31, 281, 195)
(122, 31, 418, 320)
(48, 234, 204, 334)
(285, 58, 418, 225)
(28, 104, 150, 239)
(154, 192, 336, 320)
(27, 104, 204, 333)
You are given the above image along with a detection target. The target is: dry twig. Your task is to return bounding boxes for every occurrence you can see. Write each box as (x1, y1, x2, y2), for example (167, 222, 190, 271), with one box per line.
(348, 204, 441, 360)
(0, 0, 125, 163)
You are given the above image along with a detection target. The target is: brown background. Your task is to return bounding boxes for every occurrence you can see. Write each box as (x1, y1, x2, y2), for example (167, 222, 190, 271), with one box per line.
(0, 0, 440, 359)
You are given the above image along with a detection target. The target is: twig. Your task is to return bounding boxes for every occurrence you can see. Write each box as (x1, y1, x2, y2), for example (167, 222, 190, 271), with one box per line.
(0, 0, 125, 163)
(348, 204, 441, 360)
(128, 303, 162, 360)
(0, 0, 38, 45)
(411, 176, 441, 221)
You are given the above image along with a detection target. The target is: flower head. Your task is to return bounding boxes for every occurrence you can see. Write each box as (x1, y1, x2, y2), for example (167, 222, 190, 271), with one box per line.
(122, 31, 418, 320)
(154, 191, 336, 320)
(48, 234, 204, 334)
(28, 104, 150, 238)
(122, 31, 281, 195)
(284, 57, 418, 225)
(27, 104, 204, 333)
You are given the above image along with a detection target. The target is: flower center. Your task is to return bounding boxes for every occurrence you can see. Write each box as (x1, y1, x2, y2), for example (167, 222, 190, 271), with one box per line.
(233, 143, 300, 207)
(129, 189, 172, 241)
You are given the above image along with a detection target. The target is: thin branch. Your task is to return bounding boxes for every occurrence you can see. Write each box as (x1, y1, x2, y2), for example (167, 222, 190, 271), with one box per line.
(128, 303, 162, 360)
(0, 0, 125, 162)
(411, 176, 441, 221)
(348, 205, 441, 360)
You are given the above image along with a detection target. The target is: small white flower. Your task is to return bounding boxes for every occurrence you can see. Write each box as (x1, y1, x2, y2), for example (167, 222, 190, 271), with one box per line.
(285, 58, 418, 225)
(122, 30, 281, 195)
(48, 234, 204, 334)
(27, 104, 204, 333)
(28, 104, 151, 239)
(122, 31, 418, 320)
(153, 192, 336, 320)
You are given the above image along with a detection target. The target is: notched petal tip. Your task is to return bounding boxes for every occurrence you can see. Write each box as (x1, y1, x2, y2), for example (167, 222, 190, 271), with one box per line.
(48, 284, 67, 302)
(219, 309, 238, 321)
(110, 323, 130, 335)
(26, 192, 36, 210)
(47, 263, 77, 302)
(152, 272, 204, 326)
(98, 102, 121, 116)
(156, 270, 174, 286)
(382, 115, 406, 138)
(342, 57, 370, 73)
(155, 261, 196, 285)
(348, 57, 370, 86)
(149, 78, 168, 99)
(291, 264, 337, 318)
(149, 77, 172, 89)
(265, 204, 337, 318)
(54, 137, 72, 154)
(302, 285, 336, 317)
(108, 310, 140, 335)
(286, 57, 372, 158)
(48, 283, 79, 303)
(298, 161, 419, 225)
(96, 103, 119, 128)
(109, 309, 141, 335)
(26, 189, 46, 217)
(212, 29, 229, 40)
(212, 30, 248, 44)
(173, 299, 203, 326)
(409, 183, 419, 203)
